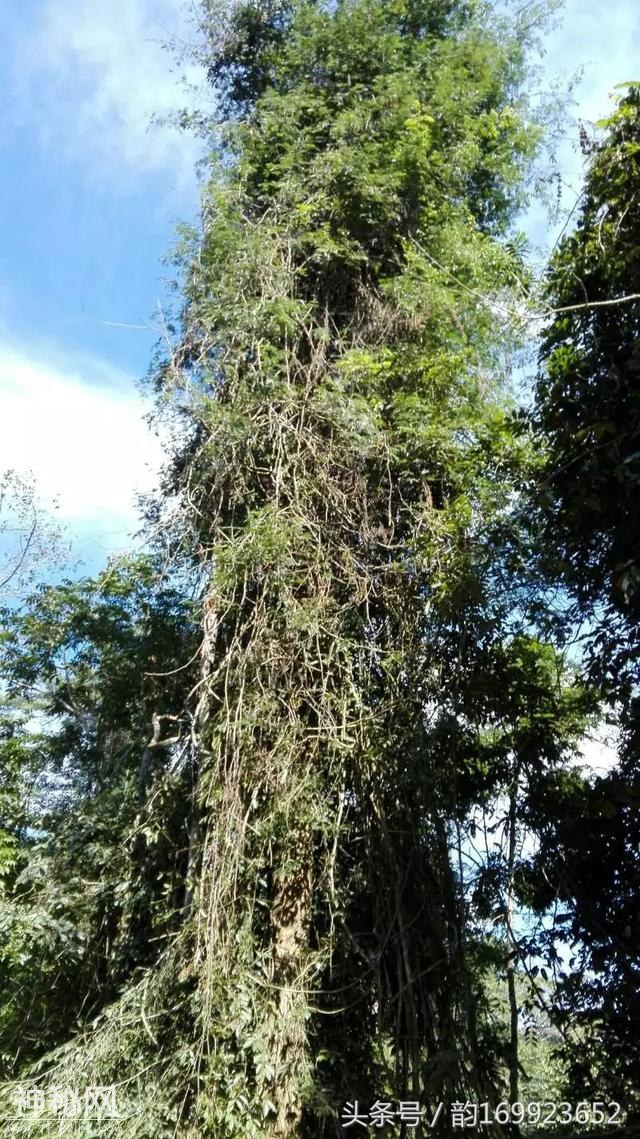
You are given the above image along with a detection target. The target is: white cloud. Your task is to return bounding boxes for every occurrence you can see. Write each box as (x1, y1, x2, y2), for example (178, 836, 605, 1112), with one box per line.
(10, 0, 208, 192)
(0, 340, 164, 537)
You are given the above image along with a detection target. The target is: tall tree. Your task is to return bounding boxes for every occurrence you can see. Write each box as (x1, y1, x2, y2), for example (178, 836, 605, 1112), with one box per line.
(148, 1, 553, 1133)
(529, 85, 640, 1112)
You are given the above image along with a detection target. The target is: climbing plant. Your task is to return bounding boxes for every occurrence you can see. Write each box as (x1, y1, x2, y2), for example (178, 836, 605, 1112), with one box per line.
(145, 2, 569, 1133)
(0, 4, 599, 1138)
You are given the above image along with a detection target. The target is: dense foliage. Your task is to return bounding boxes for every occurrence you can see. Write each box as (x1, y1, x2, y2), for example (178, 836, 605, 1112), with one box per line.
(151, 2, 559, 1131)
(0, 6, 638, 1139)
(528, 87, 640, 1110)
(0, 560, 198, 1070)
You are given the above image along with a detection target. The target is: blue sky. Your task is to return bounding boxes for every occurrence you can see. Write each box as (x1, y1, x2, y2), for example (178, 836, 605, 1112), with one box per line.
(0, 0, 638, 571)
